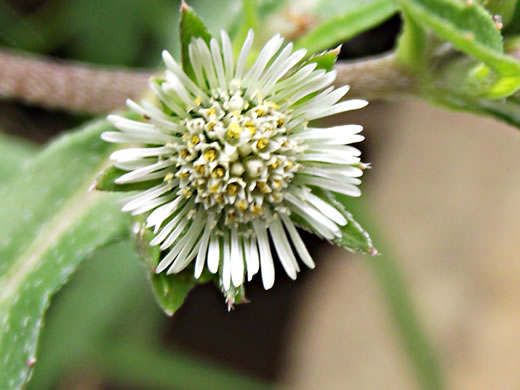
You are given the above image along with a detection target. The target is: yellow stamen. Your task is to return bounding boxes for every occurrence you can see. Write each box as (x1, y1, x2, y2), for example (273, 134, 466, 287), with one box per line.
(191, 135, 200, 145)
(207, 107, 216, 117)
(194, 96, 202, 105)
(256, 181, 270, 193)
(227, 183, 239, 196)
(252, 204, 264, 215)
(178, 171, 190, 180)
(276, 117, 285, 127)
(203, 148, 217, 162)
(207, 121, 216, 131)
(194, 165, 205, 175)
(237, 200, 248, 211)
(210, 183, 220, 193)
(182, 188, 192, 197)
(211, 166, 225, 178)
(269, 159, 280, 169)
(227, 122, 242, 139)
(257, 138, 269, 150)
(180, 149, 190, 158)
(245, 121, 256, 135)
(163, 172, 174, 182)
(255, 107, 265, 117)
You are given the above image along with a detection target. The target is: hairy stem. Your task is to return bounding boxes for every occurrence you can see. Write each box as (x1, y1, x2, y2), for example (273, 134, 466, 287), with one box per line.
(0, 49, 412, 114)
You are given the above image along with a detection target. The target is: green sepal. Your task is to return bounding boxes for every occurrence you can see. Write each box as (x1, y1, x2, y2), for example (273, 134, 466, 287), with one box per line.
(179, 2, 213, 82)
(133, 217, 200, 316)
(306, 46, 341, 72)
(290, 190, 376, 255)
(94, 165, 163, 192)
(332, 192, 377, 255)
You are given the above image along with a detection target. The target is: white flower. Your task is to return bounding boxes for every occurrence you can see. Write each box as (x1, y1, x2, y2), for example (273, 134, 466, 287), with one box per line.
(102, 30, 368, 292)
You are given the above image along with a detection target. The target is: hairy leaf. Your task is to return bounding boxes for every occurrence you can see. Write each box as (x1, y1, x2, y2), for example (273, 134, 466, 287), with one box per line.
(398, 0, 520, 76)
(0, 119, 129, 390)
(295, 0, 398, 54)
(133, 219, 196, 316)
(179, 2, 213, 82)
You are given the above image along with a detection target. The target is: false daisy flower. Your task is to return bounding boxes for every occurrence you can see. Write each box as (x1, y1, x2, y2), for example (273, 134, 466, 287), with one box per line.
(101, 30, 368, 291)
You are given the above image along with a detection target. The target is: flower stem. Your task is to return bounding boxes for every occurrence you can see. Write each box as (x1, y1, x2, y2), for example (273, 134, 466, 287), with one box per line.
(0, 49, 412, 114)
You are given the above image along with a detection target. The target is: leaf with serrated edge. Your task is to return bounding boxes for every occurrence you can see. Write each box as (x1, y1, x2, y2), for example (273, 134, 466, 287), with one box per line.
(295, 0, 397, 54)
(179, 2, 213, 82)
(0, 119, 129, 390)
(399, 0, 520, 76)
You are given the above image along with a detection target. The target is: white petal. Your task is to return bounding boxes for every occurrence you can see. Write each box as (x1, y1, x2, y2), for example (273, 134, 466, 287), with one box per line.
(194, 216, 213, 278)
(285, 191, 339, 239)
(253, 220, 275, 290)
(208, 234, 220, 274)
(162, 50, 208, 100)
(188, 42, 207, 88)
(220, 30, 234, 82)
(272, 63, 316, 93)
(231, 229, 244, 287)
(235, 29, 254, 80)
(304, 191, 347, 226)
(298, 175, 362, 197)
(115, 160, 171, 184)
(210, 38, 227, 89)
(196, 38, 219, 90)
(307, 99, 368, 120)
(245, 34, 284, 93)
(121, 183, 170, 212)
(245, 235, 260, 281)
(146, 196, 187, 233)
(222, 230, 232, 290)
(167, 217, 206, 273)
(270, 217, 298, 279)
(280, 214, 315, 269)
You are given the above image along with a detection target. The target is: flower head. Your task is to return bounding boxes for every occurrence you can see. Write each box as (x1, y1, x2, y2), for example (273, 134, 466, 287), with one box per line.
(102, 30, 368, 293)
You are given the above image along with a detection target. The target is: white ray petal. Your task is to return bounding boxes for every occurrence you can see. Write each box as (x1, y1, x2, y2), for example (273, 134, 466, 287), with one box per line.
(246, 235, 260, 281)
(220, 30, 234, 82)
(208, 234, 220, 274)
(270, 217, 298, 279)
(231, 229, 244, 287)
(222, 230, 232, 290)
(235, 29, 254, 80)
(280, 214, 315, 269)
(253, 220, 275, 290)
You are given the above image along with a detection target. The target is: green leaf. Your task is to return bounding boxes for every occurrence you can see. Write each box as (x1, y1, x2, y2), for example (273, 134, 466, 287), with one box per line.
(398, 0, 520, 76)
(95, 165, 163, 192)
(294, 0, 398, 54)
(27, 242, 159, 390)
(307, 47, 341, 72)
(0, 134, 35, 180)
(133, 219, 196, 316)
(0, 119, 130, 390)
(480, 0, 517, 26)
(179, 2, 213, 82)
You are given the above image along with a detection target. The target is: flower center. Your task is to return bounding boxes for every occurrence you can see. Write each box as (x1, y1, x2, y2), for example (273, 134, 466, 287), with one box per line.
(168, 89, 302, 226)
